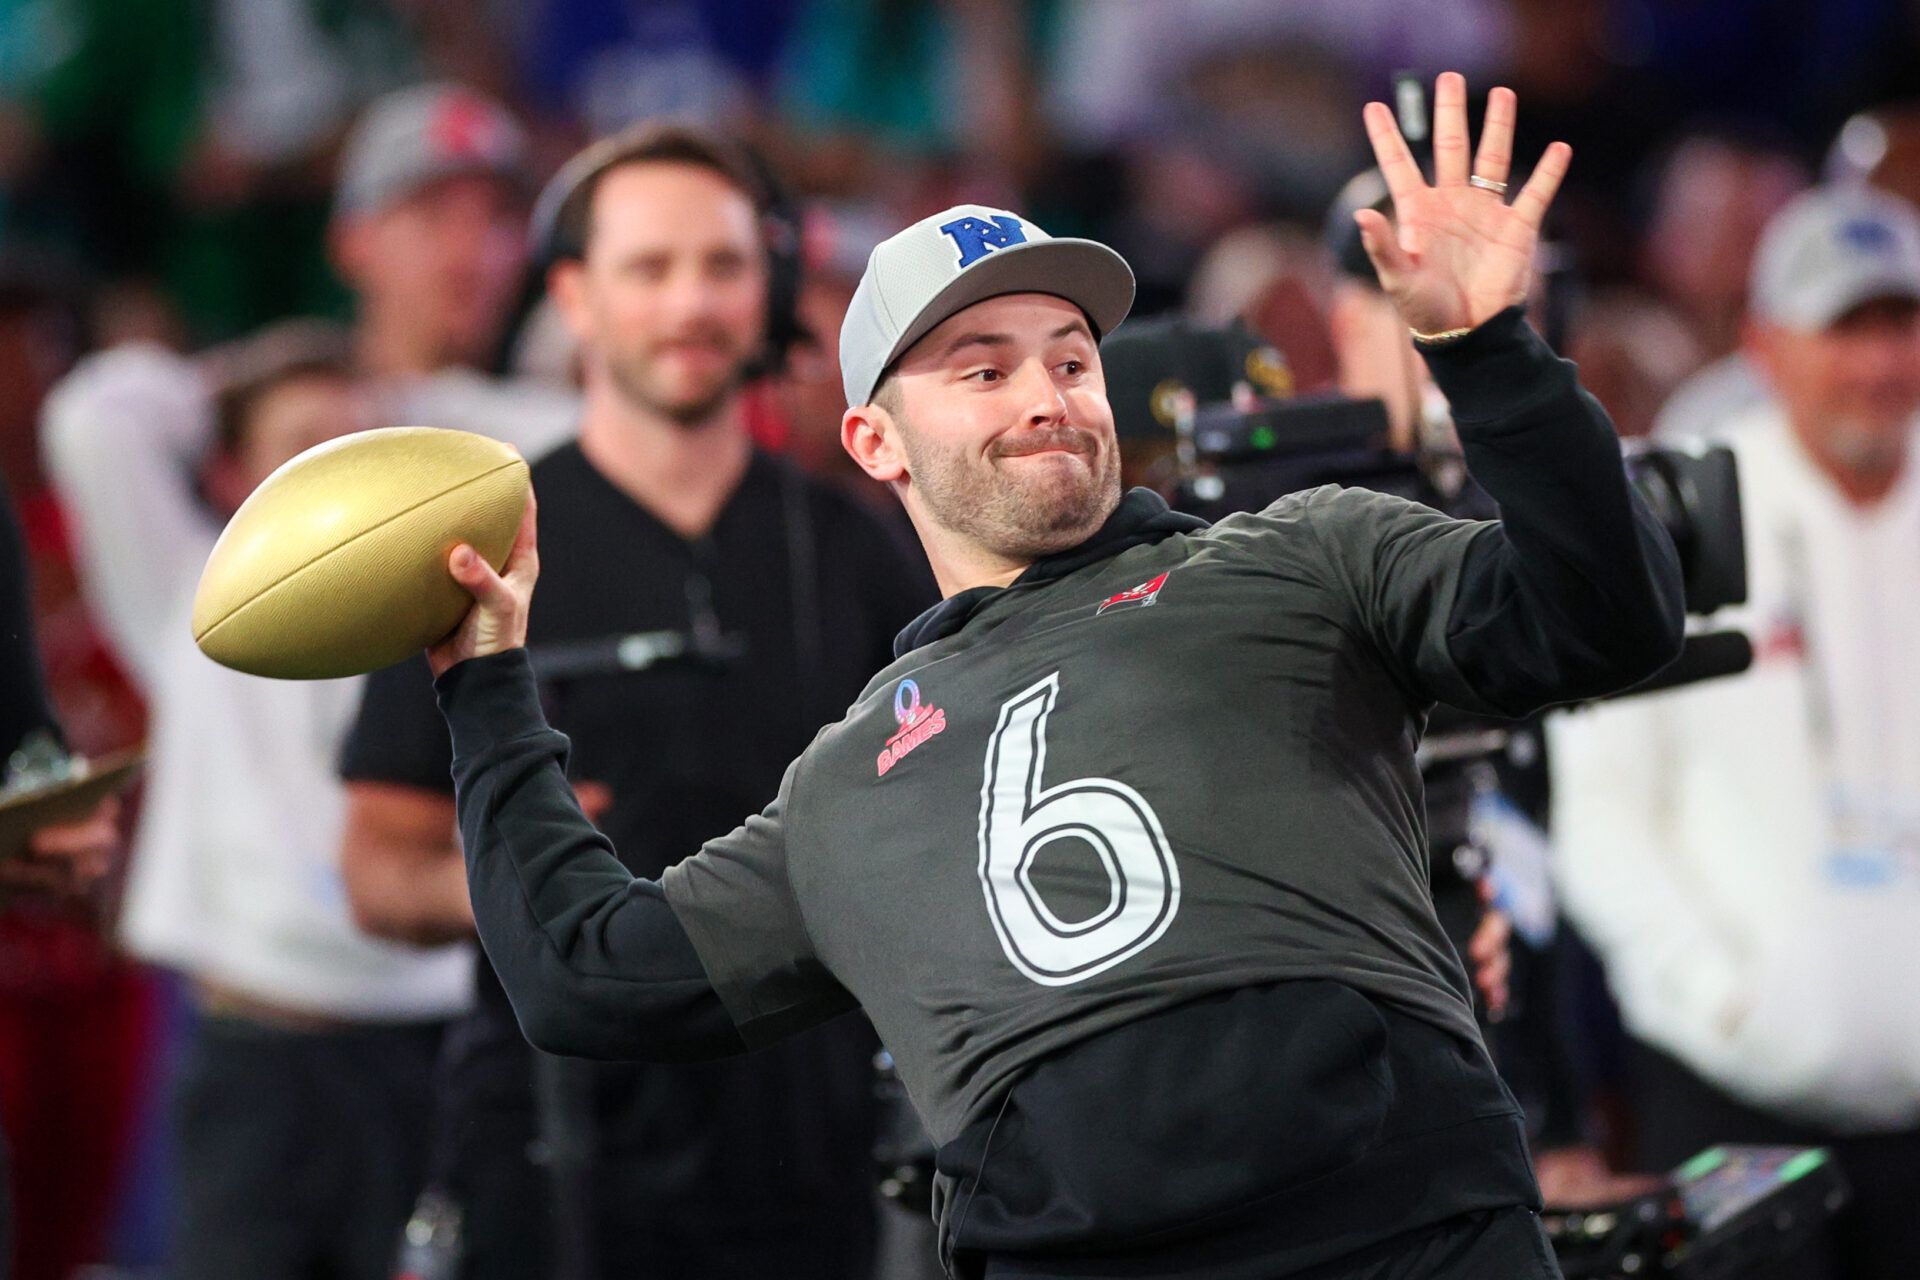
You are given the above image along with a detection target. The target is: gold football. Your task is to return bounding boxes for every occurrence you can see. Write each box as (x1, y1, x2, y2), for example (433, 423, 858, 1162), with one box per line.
(192, 426, 530, 680)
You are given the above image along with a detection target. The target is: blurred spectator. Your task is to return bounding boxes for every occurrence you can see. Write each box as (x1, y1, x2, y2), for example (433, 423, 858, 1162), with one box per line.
(0, 470, 119, 905)
(330, 84, 530, 377)
(31, 83, 573, 1277)
(339, 121, 929, 1279)
(1550, 186, 1920, 1279)
(39, 322, 472, 1279)
(776, 201, 895, 496)
(0, 259, 150, 1280)
(1565, 289, 1705, 440)
(1639, 132, 1806, 445)
(1185, 222, 1335, 335)
(319, 82, 583, 433)
(0, 475, 124, 1280)
(1641, 132, 1809, 363)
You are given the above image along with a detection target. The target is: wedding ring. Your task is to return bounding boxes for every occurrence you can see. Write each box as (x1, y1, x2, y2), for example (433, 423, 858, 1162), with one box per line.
(1468, 174, 1509, 194)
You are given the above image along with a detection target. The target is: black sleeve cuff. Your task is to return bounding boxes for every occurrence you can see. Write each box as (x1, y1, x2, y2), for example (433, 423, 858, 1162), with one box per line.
(434, 648, 551, 763)
(1415, 306, 1569, 427)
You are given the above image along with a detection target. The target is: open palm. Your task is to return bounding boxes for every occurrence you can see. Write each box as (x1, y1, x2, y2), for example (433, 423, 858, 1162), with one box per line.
(1356, 72, 1572, 336)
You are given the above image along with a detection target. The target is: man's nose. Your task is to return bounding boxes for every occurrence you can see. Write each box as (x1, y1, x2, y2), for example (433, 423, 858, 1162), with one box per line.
(663, 271, 713, 319)
(1012, 359, 1068, 425)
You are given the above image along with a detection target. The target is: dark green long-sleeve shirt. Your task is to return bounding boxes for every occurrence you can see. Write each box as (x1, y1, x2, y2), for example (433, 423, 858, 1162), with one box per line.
(438, 307, 1684, 1272)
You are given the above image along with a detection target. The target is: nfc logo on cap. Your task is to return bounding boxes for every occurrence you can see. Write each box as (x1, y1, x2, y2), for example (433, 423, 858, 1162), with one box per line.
(940, 214, 1028, 268)
(1841, 218, 1897, 253)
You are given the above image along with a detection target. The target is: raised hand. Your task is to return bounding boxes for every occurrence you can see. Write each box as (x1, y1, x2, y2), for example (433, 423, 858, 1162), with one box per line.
(428, 489, 539, 679)
(1355, 72, 1572, 337)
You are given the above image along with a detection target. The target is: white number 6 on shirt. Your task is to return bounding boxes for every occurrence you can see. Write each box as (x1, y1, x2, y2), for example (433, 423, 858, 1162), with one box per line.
(977, 673, 1181, 985)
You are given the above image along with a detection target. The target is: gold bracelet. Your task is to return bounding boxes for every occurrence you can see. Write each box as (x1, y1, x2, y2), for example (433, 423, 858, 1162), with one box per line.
(1409, 324, 1473, 346)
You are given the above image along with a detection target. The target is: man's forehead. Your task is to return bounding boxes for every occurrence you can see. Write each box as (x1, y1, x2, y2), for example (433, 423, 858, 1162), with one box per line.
(379, 170, 523, 218)
(591, 163, 756, 235)
(904, 293, 1096, 364)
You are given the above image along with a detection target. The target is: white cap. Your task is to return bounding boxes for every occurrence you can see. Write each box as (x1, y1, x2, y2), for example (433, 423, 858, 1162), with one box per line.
(1750, 186, 1920, 331)
(334, 83, 528, 219)
(838, 205, 1135, 406)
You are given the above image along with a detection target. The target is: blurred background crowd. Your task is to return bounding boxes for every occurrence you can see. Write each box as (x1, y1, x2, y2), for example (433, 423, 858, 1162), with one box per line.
(9, 0, 1920, 1278)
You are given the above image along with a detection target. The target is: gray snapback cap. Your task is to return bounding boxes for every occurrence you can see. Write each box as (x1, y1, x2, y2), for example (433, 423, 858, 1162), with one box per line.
(839, 204, 1135, 406)
(335, 83, 529, 219)
(1750, 185, 1920, 330)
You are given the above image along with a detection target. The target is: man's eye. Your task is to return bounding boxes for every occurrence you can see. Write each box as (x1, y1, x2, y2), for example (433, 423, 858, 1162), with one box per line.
(1059, 360, 1084, 376)
(969, 369, 1002, 383)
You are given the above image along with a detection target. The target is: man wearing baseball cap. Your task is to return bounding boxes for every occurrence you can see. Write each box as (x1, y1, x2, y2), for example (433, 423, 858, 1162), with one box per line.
(1740, 184, 1920, 495)
(428, 75, 1681, 1277)
(1553, 184, 1920, 1279)
(329, 81, 534, 384)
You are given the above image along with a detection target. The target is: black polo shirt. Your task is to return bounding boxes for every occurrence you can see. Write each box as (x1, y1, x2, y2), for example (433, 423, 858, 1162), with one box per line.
(341, 443, 931, 1261)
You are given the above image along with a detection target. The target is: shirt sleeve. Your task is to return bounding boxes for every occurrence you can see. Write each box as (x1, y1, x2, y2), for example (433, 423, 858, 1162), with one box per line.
(339, 653, 455, 792)
(1302, 307, 1686, 719)
(436, 648, 746, 1061)
(38, 345, 219, 690)
(1547, 695, 1748, 1076)
(660, 763, 859, 1049)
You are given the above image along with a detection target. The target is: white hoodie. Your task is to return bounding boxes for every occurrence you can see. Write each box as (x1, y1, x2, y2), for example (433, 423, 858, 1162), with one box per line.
(1550, 402, 1920, 1133)
(41, 344, 576, 1019)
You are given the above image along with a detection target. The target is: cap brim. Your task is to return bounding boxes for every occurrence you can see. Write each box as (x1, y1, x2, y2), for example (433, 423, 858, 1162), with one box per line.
(878, 238, 1136, 383)
(336, 157, 530, 220)
(1783, 271, 1920, 330)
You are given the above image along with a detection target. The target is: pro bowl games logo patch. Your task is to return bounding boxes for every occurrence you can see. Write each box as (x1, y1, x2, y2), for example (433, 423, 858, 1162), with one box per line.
(877, 678, 947, 777)
(1096, 571, 1171, 616)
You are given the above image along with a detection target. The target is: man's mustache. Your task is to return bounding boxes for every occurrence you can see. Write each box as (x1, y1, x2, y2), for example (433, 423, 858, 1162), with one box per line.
(992, 426, 1099, 459)
(648, 328, 743, 356)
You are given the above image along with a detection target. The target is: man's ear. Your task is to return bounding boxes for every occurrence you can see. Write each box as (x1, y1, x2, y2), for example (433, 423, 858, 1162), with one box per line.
(842, 402, 907, 484)
(328, 217, 369, 292)
(1742, 318, 1782, 386)
(548, 260, 592, 343)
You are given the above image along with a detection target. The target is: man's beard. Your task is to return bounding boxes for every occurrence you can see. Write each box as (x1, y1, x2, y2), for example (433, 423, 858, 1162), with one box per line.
(1824, 417, 1911, 482)
(901, 420, 1123, 562)
(606, 334, 757, 427)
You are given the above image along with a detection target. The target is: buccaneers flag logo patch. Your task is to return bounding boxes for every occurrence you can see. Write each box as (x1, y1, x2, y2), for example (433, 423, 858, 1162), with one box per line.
(1095, 571, 1171, 617)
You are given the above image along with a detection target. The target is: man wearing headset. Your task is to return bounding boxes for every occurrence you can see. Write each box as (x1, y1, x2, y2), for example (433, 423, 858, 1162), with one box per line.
(339, 123, 931, 1278)
(427, 79, 1681, 1277)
